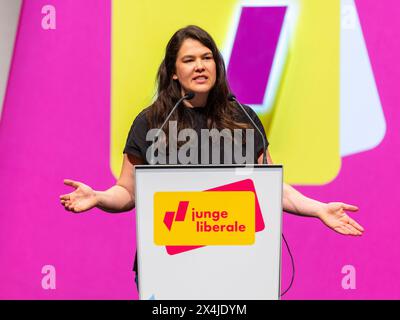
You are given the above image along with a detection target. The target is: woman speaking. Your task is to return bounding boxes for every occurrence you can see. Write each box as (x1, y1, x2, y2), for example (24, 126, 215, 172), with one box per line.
(60, 25, 364, 287)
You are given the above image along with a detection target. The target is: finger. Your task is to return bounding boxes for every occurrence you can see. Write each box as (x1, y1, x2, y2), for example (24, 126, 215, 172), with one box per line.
(348, 217, 364, 232)
(64, 179, 79, 188)
(62, 199, 70, 206)
(343, 224, 362, 236)
(336, 226, 350, 235)
(66, 202, 74, 210)
(342, 203, 359, 212)
(60, 194, 70, 201)
(71, 207, 82, 214)
(73, 206, 82, 213)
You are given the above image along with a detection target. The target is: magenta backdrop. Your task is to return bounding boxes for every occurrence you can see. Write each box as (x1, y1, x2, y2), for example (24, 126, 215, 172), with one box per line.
(281, 0, 400, 299)
(0, 0, 399, 299)
(0, 0, 137, 299)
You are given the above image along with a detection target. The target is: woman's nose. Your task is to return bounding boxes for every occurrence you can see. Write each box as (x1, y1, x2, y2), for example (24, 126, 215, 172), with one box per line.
(195, 59, 205, 71)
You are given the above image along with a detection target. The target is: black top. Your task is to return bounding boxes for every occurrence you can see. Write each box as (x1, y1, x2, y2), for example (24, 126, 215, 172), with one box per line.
(123, 104, 269, 280)
(123, 104, 269, 164)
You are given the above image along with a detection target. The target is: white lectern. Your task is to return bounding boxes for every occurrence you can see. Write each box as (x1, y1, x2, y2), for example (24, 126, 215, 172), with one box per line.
(135, 165, 283, 300)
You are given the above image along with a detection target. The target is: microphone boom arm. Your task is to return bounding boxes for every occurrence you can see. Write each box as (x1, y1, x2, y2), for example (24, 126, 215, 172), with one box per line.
(229, 95, 268, 164)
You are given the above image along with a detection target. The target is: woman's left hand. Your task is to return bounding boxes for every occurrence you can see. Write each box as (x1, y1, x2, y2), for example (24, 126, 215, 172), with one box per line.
(318, 202, 364, 236)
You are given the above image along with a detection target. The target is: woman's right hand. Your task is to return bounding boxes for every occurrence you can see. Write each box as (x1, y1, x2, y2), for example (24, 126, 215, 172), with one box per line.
(60, 179, 98, 213)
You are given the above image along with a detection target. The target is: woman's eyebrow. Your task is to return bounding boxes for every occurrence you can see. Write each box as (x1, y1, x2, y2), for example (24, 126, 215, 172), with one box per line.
(181, 52, 213, 59)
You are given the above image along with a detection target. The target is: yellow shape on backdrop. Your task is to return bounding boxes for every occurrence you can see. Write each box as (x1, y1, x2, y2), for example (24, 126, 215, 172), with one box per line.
(111, 0, 237, 177)
(265, 0, 341, 185)
(111, 0, 341, 185)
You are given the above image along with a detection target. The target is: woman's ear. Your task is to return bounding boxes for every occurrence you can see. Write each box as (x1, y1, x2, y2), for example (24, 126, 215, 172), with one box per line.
(172, 74, 178, 80)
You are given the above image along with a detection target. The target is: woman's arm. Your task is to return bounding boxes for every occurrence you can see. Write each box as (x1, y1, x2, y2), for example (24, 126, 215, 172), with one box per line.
(281, 183, 325, 218)
(60, 153, 144, 214)
(95, 153, 144, 213)
(258, 150, 364, 236)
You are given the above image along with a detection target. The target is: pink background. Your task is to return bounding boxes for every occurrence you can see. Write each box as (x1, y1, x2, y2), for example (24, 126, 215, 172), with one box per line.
(281, 1, 400, 299)
(0, 0, 399, 299)
(0, 0, 136, 299)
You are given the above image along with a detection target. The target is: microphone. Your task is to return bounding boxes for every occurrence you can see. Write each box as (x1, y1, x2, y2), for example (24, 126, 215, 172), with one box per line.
(150, 92, 195, 163)
(185, 92, 195, 100)
(228, 93, 268, 164)
(155, 92, 195, 139)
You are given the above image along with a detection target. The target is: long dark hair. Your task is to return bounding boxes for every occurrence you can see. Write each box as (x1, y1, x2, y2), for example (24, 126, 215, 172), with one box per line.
(146, 25, 249, 137)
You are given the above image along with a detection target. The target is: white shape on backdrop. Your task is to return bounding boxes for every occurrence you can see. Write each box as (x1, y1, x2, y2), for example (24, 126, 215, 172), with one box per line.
(340, 0, 386, 156)
(224, 0, 386, 155)
(0, 0, 22, 119)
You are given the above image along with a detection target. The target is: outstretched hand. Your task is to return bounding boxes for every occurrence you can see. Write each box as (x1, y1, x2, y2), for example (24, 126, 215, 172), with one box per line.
(60, 179, 97, 213)
(318, 202, 364, 236)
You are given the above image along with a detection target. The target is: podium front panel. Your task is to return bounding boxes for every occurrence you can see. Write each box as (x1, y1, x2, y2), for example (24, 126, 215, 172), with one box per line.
(135, 165, 283, 300)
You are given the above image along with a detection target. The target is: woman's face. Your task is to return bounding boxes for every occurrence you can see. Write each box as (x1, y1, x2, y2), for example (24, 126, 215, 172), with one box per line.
(173, 38, 217, 97)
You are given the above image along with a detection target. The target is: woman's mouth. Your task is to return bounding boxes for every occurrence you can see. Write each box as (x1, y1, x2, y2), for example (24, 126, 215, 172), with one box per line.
(192, 75, 208, 84)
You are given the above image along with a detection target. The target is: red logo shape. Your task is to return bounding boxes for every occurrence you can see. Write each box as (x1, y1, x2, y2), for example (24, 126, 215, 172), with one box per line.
(163, 201, 189, 231)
